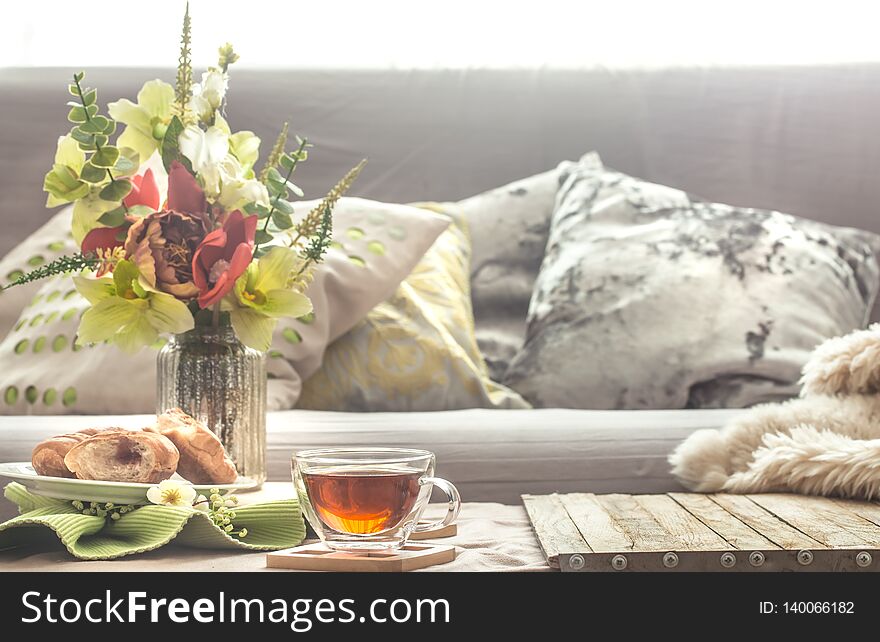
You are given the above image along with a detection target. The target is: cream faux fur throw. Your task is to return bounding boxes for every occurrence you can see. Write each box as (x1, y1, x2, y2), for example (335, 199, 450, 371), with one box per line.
(669, 324, 880, 499)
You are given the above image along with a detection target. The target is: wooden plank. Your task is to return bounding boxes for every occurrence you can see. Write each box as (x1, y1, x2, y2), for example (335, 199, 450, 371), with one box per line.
(830, 498, 880, 529)
(558, 493, 634, 553)
(669, 493, 780, 550)
(708, 494, 822, 549)
(635, 494, 733, 550)
(593, 493, 680, 551)
(746, 494, 874, 548)
(522, 493, 590, 568)
(795, 497, 880, 547)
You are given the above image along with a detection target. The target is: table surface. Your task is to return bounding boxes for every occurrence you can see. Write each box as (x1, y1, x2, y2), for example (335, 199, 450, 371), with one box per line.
(0, 483, 550, 572)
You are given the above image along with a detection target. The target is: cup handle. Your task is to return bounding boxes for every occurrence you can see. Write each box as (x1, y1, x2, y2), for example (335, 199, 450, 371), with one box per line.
(413, 476, 461, 533)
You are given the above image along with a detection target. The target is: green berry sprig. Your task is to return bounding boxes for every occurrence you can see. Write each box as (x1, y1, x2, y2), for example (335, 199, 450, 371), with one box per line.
(72, 500, 137, 521)
(196, 488, 247, 538)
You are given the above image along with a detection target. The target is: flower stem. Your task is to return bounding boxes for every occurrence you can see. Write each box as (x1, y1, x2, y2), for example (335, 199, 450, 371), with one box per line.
(72, 74, 129, 215)
(253, 136, 309, 255)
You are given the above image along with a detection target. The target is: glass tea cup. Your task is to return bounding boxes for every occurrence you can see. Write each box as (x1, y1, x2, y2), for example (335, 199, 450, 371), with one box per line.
(292, 448, 461, 551)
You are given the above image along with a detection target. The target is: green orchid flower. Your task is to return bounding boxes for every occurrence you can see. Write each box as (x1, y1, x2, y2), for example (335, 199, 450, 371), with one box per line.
(223, 247, 313, 351)
(73, 260, 194, 353)
(108, 80, 175, 163)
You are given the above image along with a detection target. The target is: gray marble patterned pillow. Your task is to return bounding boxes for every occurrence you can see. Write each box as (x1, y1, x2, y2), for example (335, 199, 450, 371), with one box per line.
(504, 158, 880, 409)
(454, 152, 602, 379)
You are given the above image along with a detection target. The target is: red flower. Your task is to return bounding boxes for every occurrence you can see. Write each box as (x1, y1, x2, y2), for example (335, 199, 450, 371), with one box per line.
(124, 168, 161, 210)
(192, 210, 258, 308)
(167, 161, 206, 214)
(81, 168, 161, 255)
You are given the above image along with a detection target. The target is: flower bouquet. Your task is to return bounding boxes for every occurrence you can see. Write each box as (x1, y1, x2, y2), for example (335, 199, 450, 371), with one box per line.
(11, 3, 364, 354)
(7, 3, 366, 485)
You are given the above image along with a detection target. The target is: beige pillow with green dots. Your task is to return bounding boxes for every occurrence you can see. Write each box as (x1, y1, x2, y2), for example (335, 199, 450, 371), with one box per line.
(0, 198, 449, 414)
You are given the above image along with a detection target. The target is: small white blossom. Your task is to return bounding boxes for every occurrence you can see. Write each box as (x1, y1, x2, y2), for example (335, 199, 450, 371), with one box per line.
(146, 479, 198, 507)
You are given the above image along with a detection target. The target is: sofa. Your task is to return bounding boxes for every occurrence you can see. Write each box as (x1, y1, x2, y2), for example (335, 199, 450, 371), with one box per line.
(1, 65, 878, 513)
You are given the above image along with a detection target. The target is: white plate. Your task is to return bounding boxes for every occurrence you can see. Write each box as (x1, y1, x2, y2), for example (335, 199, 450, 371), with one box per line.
(0, 462, 256, 504)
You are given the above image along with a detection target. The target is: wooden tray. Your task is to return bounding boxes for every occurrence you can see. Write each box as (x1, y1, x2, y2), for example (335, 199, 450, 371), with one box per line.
(410, 521, 457, 540)
(523, 492, 880, 572)
(267, 543, 456, 572)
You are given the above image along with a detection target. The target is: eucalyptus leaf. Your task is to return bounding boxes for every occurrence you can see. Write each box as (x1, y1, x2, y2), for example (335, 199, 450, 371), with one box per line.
(91, 146, 120, 169)
(255, 230, 274, 245)
(279, 153, 296, 171)
(244, 202, 270, 218)
(94, 135, 109, 148)
(67, 106, 88, 123)
(44, 167, 89, 202)
(80, 161, 107, 184)
(73, 71, 84, 82)
(68, 84, 79, 96)
(271, 211, 294, 230)
(274, 199, 295, 215)
(80, 116, 110, 134)
(98, 207, 127, 228)
(113, 155, 136, 174)
(127, 205, 153, 218)
(99, 179, 132, 202)
(81, 89, 97, 106)
(86, 105, 98, 117)
(70, 127, 94, 145)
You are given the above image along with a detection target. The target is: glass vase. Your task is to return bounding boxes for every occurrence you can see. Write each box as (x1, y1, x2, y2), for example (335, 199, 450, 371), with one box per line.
(156, 315, 267, 488)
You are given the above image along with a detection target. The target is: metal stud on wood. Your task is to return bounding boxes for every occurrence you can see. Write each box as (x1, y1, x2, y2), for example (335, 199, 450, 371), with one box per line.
(797, 550, 814, 566)
(749, 551, 765, 567)
(719, 552, 737, 568)
(856, 552, 872, 568)
(662, 552, 679, 568)
(568, 554, 585, 570)
(611, 555, 628, 570)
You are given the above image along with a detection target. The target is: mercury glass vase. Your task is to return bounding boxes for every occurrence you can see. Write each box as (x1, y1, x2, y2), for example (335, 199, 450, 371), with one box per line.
(156, 315, 267, 488)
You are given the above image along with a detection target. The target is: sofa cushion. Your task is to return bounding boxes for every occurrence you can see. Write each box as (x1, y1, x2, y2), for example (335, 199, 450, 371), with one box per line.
(0, 198, 449, 414)
(298, 205, 529, 411)
(454, 153, 602, 379)
(504, 156, 880, 409)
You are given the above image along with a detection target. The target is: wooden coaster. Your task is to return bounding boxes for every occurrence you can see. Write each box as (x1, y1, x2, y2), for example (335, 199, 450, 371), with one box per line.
(267, 542, 456, 572)
(409, 521, 458, 540)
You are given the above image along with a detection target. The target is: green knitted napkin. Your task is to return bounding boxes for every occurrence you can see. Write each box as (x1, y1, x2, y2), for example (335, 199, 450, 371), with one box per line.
(0, 482, 306, 560)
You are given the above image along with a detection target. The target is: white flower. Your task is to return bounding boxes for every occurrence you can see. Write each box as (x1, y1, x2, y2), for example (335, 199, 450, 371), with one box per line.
(188, 69, 228, 123)
(179, 125, 229, 176)
(146, 479, 198, 507)
(194, 494, 210, 512)
(199, 69, 229, 109)
(219, 174, 270, 212)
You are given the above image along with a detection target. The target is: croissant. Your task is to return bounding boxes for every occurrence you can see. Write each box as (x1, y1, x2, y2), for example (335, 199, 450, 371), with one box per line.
(32, 428, 111, 478)
(64, 429, 179, 483)
(148, 408, 238, 484)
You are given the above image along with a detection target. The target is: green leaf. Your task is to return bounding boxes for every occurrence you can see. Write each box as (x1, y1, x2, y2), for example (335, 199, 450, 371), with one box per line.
(44, 166, 90, 203)
(98, 207, 127, 227)
(79, 161, 107, 184)
(244, 202, 270, 218)
(102, 119, 117, 136)
(94, 135, 109, 148)
(160, 115, 192, 173)
(68, 106, 88, 123)
(255, 230, 274, 245)
(73, 71, 84, 82)
(99, 178, 132, 202)
(266, 181, 287, 200)
(86, 104, 98, 117)
(274, 199, 295, 215)
(80, 116, 109, 134)
(81, 89, 97, 106)
(113, 155, 136, 175)
(68, 84, 79, 96)
(126, 205, 153, 218)
(271, 211, 294, 230)
(70, 127, 94, 145)
(279, 153, 297, 172)
(91, 146, 120, 169)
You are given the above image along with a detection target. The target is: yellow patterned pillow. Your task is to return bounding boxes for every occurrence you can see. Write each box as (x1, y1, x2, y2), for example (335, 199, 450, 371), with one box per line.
(297, 205, 530, 411)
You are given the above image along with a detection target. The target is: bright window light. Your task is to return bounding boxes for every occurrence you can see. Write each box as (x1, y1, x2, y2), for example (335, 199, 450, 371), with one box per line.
(3, 0, 880, 68)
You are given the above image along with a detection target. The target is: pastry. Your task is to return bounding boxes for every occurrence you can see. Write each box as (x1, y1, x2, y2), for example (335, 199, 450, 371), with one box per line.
(32, 428, 111, 478)
(148, 408, 238, 484)
(64, 429, 179, 483)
